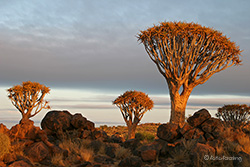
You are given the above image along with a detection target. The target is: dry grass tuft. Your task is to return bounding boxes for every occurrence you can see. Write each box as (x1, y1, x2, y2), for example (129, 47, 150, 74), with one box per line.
(237, 135, 250, 154)
(115, 147, 132, 160)
(51, 153, 65, 167)
(0, 133, 11, 159)
(57, 138, 94, 165)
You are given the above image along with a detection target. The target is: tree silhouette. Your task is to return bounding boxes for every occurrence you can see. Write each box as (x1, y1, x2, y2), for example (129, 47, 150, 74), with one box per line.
(7, 81, 51, 123)
(113, 90, 154, 139)
(138, 21, 242, 125)
(216, 104, 250, 129)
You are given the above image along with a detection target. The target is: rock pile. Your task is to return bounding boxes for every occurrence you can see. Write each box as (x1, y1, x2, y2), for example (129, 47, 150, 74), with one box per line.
(138, 108, 250, 166)
(41, 110, 108, 141)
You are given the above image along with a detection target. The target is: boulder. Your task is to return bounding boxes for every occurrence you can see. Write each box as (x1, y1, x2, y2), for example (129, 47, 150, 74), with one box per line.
(138, 144, 159, 162)
(234, 151, 250, 167)
(211, 126, 224, 139)
(118, 156, 142, 167)
(179, 123, 193, 135)
(71, 113, 87, 129)
(24, 141, 50, 162)
(0, 124, 9, 134)
(0, 161, 6, 167)
(190, 143, 215, 165)
(193, 128, 204, 139)
(157, 123, 180, 142)
(201, 118, 222, 133)
(8, 120, 46, 142)
(8, 160, 33, 167)
(183, 128, 195, 140)
(204, 133, 214, 141)
(109, 132, 125, 143)
(41, 110, 73, 135)
(94, 155, 114, 165)
(41, 110, 95, 138)
(81, 130, 92, 139)
(187, 109, 211, 127)
(105, 143, 120, 158)
(141, 149, 157, 162)
(86, 121, 95, 131)
(123, 139, 140, 149)
(207, 139, 223, 149)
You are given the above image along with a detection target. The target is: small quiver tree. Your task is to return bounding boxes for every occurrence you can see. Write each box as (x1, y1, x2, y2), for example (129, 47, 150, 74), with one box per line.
(113, 90, 154, 139)
(216, 104, 250, 129)
(138, 21, 242, 125)
(7, 81, 51, 123)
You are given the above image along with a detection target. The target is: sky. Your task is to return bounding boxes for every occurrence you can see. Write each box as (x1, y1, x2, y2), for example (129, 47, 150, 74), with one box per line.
(0, 0, 250, 128)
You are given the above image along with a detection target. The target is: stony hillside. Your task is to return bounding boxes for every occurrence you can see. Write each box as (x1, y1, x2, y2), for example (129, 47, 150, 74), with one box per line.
(0, 109, 250, 167)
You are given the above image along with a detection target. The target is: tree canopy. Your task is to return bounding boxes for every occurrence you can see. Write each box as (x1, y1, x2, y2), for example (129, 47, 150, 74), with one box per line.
(7, 81, 51, 123)
(137, 21, 242, 125)
(138, 21, 242, 88)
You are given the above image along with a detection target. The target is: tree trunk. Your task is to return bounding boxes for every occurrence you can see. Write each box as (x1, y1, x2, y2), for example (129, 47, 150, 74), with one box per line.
(127, 124, 137, 140)
(169, 87, 192, 126)
(19, 114, 30, 124)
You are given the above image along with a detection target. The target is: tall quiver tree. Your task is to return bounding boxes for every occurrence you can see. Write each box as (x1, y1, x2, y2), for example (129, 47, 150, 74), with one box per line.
(138, 21, 242, 125)
(7, 81, 51, 123)
(113, 90, 154, 139)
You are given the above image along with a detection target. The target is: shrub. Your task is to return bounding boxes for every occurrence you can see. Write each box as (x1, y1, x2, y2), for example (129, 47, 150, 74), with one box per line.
(216, 104, 250, 129)
(0, 133, 11, 159)
(135, 131, 155, 142)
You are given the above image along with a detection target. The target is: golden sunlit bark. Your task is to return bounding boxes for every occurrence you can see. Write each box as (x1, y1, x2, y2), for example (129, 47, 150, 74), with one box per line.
(138, 21, 242, 125)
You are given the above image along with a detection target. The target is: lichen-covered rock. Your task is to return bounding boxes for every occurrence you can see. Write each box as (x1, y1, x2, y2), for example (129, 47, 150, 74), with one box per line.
(157, 123, 180, 142)
(187, 109, 211, 127)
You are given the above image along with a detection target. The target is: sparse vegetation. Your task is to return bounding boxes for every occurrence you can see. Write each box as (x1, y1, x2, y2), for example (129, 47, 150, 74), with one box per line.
(55, 138, 94, 165)
(135, 131, 155, 142)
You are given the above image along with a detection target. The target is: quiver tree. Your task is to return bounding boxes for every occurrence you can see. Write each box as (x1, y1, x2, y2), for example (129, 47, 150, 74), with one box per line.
(138, 21, 242, 125)
(113, 90, 154, 139)
(7, 81, 51, 123)
(216, 104, 250, 129)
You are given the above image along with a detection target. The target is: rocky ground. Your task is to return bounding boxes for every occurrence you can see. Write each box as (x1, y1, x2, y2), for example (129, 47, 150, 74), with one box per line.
(1, 109, 250, 167)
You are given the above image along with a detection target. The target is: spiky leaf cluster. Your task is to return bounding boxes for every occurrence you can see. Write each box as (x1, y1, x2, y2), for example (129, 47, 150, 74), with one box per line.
(216, 104, 250, 128)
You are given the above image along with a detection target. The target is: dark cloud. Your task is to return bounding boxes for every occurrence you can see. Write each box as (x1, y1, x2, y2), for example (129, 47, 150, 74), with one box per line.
(0, 0, 249, 96)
